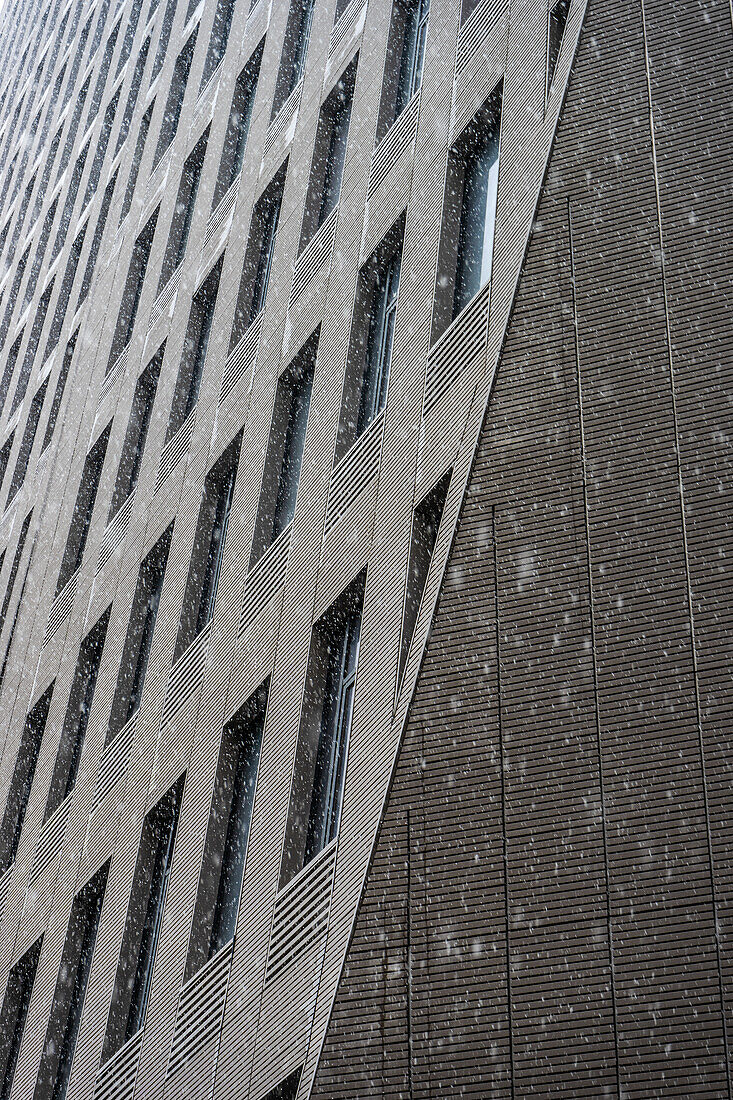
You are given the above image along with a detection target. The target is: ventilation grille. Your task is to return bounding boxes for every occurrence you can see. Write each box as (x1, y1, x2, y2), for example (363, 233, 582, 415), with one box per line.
(149, 267, 181, 329)
(324, 412, 384, 537)
(159, 623, 210, 734)
(156, 411, 195, 492)
(93, 1030, 143, 1100)
(456, 0, 503, 76)
(219, 311, 262, 405)
(99, 345, 128, 405)
(205, 175, 239, 251)
(166, 939, 233, 1079)
(264, 80, 302, 158)
(423, 292, 488, 415)
(30, 798, 71, 884)
(290, 206, 338, 305)
(265, 841, 336, 984)
(43, 570, 78, 647)
(97, 492, 135, 574)
(328, 0, 365, 57)
(367, 92, 420, 200)
(240, 526, 291, 634)
(95, 712, 137, 806)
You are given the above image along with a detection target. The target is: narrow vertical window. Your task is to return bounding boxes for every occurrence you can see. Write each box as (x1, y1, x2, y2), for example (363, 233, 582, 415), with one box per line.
(300, 60, 356, 249)
(0, 435, 13, 497)
(107, 525, 172, 740)
(166, 257, 222, 439)
(377, 0, 428, 139)
(44, 227, 86, 360)
(115, 36, 151, 156)
(109, 347, 163, 517)
(34, 864, 108, 1100)
(271, 0, 315, 116)
(80, 89, 120, 210)
(175, 432, 241, 659)
(186, 684, 267, 976)
(56, 424, 111, 595)
(200, 0, 236, 91)
(280, 573, 365, 885)
(11, 279, 55, 415)
(158, 129, 209, 291)
(45, 608, 110, 820)
(229, 164, 285, 349)
(212, 42, 262, 208)
(119, 101, 153, 226)
(153, 29, 198, 167)
(6, 378, 48, 506)
(151, 0, 178, 81)
(77, 172, 117, 308)
(250, 332, 316, 564)
(0, 510, 33, 632)
(42, 332, 76, 452)
(0, 683, 53, 873)
(0, 939, 42, 1100)
(103, 778, 183, 1058)
(398, 470, 449, 681)
(432, 83, 502, 339)
(547, 0, 570, 93)
(107, 209, 159, 370)
(348, 224, 403, 446)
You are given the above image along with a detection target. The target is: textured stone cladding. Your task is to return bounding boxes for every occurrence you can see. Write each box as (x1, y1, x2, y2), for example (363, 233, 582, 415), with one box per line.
(310, 1, 733, 1096)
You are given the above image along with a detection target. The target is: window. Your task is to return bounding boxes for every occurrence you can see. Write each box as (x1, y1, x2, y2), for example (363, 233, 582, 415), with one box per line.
(0, 683, 53, 873)
(44, 228, 86, 361)
(11, 279, 55, 416)
(229, 163, 285, 348)
(271, 0, 315, 116)
(45, 608, 110, 821)
(262, 1069, 302, 1100)
(107, 209, 158, 370)
(103, 778, 183, 1059)
(116, 0, 145, 76)
(81, 89, 120, 210)
(250, 331, 316, 564)
(377, 0, 428, 140)
(300, 59, 356, 250)
(107, 525, 172, 740)
(56, 425, 111, 595)
(433, 83, 502, 338)
(337, 219, 403, 456)
(0, 510, 33, 632)
(398, 470, 449, 681)
(0, 436, 13, 499)
(34, 863, 108, 1100)
(200, 0, 236, 91)
(153, 29, 197, 168)
(211, 43, 262, 209)
(547, 0, 570, 93)
(84, 20, 121, 133)
(115, 36, 151, 156)
(0, 939, 42, 1100)
(0, 247, 29, 354)
(120, 101, 153, 227)
(0, 335, 22, 416)
(158, 129, 208, 291)
(166, 258, 222, 440)
(77, 172, 117, 308)
(6, 379, 48, 506)
(108, 347, 162, 517)
(42, 332, 76, 452)
(175, 432, 241, 659)
(280, 572, 364, 885)
(150, 0, 179, 82)
(186, 683, 266, 976)
(22, 198, 58, 308)
(55, 76, 91, 186)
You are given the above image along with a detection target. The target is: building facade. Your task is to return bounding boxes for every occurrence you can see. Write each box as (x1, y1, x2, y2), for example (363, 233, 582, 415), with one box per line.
(0, 0, 731, 1096)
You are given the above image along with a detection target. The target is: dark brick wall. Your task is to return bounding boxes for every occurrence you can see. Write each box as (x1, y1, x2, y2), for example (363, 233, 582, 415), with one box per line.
(310, 0, 733, 1095)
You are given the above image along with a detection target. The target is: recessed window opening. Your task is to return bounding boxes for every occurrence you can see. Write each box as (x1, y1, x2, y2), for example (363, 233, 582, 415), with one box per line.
(153, 29, 198, 167)
(212, 42, 263, 209)
(45, 608, 110, 820)
(166, 256, 222, 440)
(42, 332, 77, 452)
(103, 777, 183, 1059)
(56, 424, 111, 596)
(0, 938, 43, 1100)
(271, 0, 315, 118)
(547, 0, 570, 94)
(34, 864, 108, 1100)
(107, 524, 173, 741)
(299, 59, 357, 250)
(6, 378, 48, 506)
(107, 209, 159, 370)
(78, 173, 118, 308)
(185, 682, 267, 978)
(432, 82, 502, 341)
(337, 217, 404, 458)
(279, 571, 365, 886)
(229, 163, 285, 350)
(175, 431, 242, 660)
(250, 330, 317, 566)
(398, 469, 450, 683)
(377, 0, 429, 141)
(109, 346, 163, 519)
(158, 128, 209, 291)
(0, 682, 53, 873)
(262, 1068, 303, 1100)
(200, 0, 236, 91)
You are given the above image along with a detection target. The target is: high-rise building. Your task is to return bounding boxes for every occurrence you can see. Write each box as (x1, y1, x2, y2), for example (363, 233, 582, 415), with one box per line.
(0, 0, 730, 1095)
